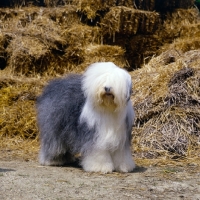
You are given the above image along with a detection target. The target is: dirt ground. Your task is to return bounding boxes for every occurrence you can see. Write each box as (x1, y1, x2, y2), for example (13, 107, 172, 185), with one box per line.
(1, 159, 200, 200)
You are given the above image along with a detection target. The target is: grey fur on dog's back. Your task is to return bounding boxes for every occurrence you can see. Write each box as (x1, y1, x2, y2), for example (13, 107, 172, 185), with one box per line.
(37, 74, 96, 165)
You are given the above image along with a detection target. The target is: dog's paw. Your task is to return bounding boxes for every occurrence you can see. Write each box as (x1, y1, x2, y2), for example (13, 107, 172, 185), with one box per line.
(81, 152, 115, 173)
(83, 161, 114, 173)
(115, 159, 136, 173)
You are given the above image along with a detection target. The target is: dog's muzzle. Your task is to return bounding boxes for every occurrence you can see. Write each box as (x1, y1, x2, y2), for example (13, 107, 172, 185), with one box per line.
(104, 87, 114, 99)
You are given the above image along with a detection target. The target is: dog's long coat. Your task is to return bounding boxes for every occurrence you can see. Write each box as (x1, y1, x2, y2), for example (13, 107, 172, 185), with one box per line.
(37, 62, 135, 173)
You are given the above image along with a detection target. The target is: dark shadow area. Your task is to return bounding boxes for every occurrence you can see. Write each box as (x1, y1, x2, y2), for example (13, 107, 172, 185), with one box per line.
(48, 159, 82, 169)
(132, 165, 147, 173)
(0, 168, 16, 173)
(64, 160, 82, 169)
(0, 57, 7, 70)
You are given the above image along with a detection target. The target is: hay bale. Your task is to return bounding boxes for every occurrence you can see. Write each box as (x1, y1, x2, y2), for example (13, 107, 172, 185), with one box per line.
(6, 34, 79, 75)
(103, 33, 163, 69)
(74, 0, 115, 20)
(158, 8, 199, 43)
(128, 34, 162, 68)
(61, 24, 102, 70)
(158, 18, 200, 54)
(2, 6, 198, 74)
(131, 50, 200, 159)
(164, 8, 199, 28)
(6, 35, 50, 74)
(0, 5, 88, 75)
(61, 27, 126, 72)
(0, 76, 44, 160)
(0, 5, 78, 27)
(101, 8, 198, 69)
(165, 37, 200, 53)
(80, 44, 126, 69)
(44, 0, 72, 7)
(44, 5, 80, 27)
(3, 9, 72, 75)
(0, 76, 43, 139)
(180, 23, 200, 38)
(62, 24, 101, 47)
(23, 16, 66, 49)
(0, 6, 79, 39)
(101, 6, 160, 36)
(0, 7, 48, 35)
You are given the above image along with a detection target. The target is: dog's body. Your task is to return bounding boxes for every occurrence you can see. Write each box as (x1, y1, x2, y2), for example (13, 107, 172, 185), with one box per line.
(37, 62, 135, 173)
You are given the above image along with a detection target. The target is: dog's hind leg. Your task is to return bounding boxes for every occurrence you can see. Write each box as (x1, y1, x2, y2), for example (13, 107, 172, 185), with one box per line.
(39, 147, 75, 166)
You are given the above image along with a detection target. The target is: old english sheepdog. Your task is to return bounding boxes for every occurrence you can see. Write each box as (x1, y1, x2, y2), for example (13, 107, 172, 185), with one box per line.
(37, 62, 135, 173)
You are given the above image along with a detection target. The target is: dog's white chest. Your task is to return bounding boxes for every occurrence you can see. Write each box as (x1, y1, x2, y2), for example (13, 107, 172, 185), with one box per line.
(97, 121, 127, 151)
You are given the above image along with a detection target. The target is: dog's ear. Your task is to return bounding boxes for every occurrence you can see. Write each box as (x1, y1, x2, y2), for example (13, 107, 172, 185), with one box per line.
(126, 83, 132, 102)
(126, 96, 130, 102)
(130, 86, 133, 95)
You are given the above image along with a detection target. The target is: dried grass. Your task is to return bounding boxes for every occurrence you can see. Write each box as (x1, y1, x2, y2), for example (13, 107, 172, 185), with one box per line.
(42, 5, 80, 27)
(0, 76, 44, 138)
(0, 6, 83, 75)
(0, 7, 198, 74)
(44, 0, 73, 7)
(101, 8, 199, 69)
(0, 75, 45, 161)
(73, 0, 115, 20)
(131, 50, 200, 160)
(101, 6, 160, 36)
(158, 8, 199, 43)
(80, 44, 126, 69)
(0, 4, 200, 165)
(0, 137, 39, 161)
(6, 35, 49, 74)
(61, 24, 102, 68)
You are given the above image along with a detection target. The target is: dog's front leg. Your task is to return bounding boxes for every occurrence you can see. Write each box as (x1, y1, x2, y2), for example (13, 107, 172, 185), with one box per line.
(112, 145, 135, 173)
(81, 150, 114, 173)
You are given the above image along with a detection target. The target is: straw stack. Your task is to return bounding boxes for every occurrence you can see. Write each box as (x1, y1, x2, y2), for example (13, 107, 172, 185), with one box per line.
(131, 49, 200, 159)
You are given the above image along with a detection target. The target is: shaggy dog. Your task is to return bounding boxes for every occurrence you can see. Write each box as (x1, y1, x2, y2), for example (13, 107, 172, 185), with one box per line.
(37, 62, 135, 173)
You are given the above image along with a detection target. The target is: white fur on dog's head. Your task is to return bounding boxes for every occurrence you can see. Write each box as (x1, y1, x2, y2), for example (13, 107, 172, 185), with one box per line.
(82, 62, 132, 111)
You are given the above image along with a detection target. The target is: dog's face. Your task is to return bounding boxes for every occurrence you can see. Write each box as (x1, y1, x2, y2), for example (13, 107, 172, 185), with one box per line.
(98, 85, 117, 110)
(82, 62, 132, 112)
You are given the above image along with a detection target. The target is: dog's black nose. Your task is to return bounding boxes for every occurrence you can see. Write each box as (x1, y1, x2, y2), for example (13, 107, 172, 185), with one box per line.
(104, 87, 111, 92)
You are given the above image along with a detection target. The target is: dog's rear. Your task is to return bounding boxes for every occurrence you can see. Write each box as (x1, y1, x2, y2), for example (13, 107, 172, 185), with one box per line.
(37, 74, 85, 165)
